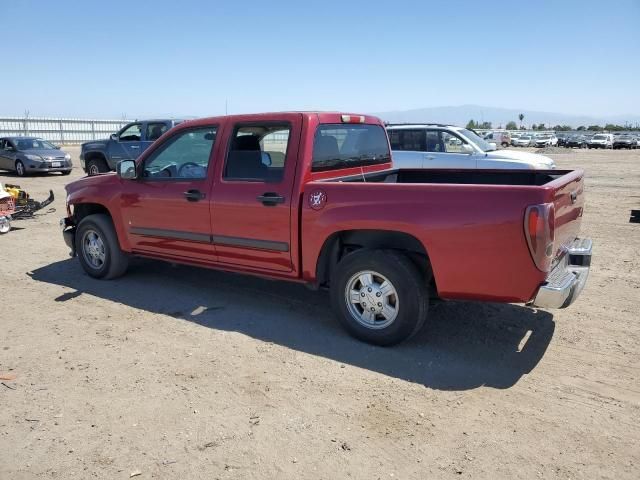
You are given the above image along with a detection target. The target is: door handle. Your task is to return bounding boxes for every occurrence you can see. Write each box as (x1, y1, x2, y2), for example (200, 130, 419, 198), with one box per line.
(184, 189, 205, 202)
(257, 192, 285, 206)
(130, 145, 140, 149)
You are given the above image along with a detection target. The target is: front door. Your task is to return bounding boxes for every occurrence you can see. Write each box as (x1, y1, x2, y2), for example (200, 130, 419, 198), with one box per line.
(424, 130, 477, 168)
(210, 115, 301, 272)
(120, 125, 219, 262)
(110, 122, 144, 164)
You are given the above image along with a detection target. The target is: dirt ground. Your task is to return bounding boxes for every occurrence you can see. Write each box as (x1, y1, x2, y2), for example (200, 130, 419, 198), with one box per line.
(1, 147, 639, 479)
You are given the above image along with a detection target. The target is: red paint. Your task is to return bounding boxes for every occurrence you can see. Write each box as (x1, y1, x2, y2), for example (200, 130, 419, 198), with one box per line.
(65, 112, 586, 304)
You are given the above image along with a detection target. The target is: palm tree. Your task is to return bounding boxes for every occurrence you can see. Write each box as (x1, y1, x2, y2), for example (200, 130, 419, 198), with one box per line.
(518, 113, 525, 128)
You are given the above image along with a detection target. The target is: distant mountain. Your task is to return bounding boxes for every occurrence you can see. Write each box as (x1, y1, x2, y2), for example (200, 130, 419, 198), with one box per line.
(372, 104, 640, 128)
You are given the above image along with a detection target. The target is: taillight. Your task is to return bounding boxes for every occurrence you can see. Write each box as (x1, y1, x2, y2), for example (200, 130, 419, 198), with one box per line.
(341, 114, 366, 124)
(524, 203, 555, 272)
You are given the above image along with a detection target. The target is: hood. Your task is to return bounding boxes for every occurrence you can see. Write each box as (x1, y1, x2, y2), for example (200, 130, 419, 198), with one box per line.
(21, 148, 66, 158)
(82, 139, 109, 149)
(66, 170, 117, 194)
(487, 149, 555, 167)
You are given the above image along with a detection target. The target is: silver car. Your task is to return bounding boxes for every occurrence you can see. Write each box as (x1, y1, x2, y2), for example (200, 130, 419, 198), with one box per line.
(0, 137, 72, 176)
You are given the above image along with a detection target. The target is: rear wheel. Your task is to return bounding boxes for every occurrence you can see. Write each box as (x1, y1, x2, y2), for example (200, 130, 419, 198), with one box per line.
(15, 160, 26, 177)
(76, 214, 129, 279)
(86, 158, 109, 176)
(330, 249, 429, 346)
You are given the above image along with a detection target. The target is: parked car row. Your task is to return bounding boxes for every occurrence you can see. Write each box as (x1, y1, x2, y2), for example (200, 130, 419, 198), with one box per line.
(2, 119, 637, 179)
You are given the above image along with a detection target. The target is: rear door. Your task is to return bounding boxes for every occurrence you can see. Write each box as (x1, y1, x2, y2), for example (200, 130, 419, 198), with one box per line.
(388, 129, 426, 168)
(210, 114, 301, 272)
(0, 140, 9, 169)
(141, 121, 170, 153)
(120, 125, 219, 262)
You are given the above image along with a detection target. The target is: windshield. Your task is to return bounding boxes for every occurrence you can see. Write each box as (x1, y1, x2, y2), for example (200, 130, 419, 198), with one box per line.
(312, 124, 391, 172)
(458, 128, 495, 151)
(521, 136, 532, 140)
(593, 135, 606, 140)
(15, 138, 57, 150)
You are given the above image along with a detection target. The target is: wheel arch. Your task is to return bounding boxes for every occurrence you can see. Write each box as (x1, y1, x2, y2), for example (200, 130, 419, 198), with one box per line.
(315, 229, 438, 296)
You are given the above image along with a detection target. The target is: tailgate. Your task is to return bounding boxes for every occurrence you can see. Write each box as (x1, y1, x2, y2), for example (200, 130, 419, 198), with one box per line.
(549, 170, 585, 258)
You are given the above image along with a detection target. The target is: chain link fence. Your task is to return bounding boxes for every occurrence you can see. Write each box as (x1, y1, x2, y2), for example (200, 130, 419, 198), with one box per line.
(0, 117, 132, 144)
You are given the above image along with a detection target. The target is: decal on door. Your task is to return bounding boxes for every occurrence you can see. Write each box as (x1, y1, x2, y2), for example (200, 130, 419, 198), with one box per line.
(309, 190, 327, 210)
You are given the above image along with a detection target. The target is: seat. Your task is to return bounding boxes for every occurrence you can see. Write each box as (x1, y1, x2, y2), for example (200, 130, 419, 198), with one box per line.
(226, 135, 268, 180)
(314, 135, 340, 160)
(148, 125, 164, 141)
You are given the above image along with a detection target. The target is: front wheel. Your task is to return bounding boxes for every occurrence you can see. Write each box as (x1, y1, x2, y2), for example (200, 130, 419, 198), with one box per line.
(86, 158, 109, 176)
(15, 160, 27, 177)
(76, 214, 129, 279)
(0, 216, 10, 234)
(330, 249, 429, 346)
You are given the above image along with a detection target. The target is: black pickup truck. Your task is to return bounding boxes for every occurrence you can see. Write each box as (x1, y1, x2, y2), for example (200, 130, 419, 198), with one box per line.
(80, 119, 182, 175)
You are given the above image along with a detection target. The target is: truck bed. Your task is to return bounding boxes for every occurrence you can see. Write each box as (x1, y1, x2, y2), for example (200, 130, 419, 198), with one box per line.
(331, 168, 570, 186)
(303, 168, 585, 303)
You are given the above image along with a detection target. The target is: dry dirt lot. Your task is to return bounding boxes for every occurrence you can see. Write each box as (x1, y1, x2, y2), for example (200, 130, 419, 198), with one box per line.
(1, 147, 639, 479)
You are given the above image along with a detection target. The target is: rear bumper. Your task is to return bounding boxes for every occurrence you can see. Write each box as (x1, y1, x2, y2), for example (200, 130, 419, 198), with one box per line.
(530, 238, 592, 309)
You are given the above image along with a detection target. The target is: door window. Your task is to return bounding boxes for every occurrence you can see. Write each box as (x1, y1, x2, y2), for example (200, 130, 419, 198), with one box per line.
(224, 124, 291, 182)
(388, 129, 425, 151)
(146, 122, 169, 141)
(441, 131, 467, 153)
(142, 127, 217, 180)
(0, 140, 5, 150)
(119, 123, 142, 142)
(425, 130, 442, 152)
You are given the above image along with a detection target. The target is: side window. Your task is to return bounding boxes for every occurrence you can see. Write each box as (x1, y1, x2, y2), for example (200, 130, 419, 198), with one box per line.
(142, 127, 217, 180)
(119, 123, 142, 142)
(146, 122, 168, 142)
(224, 124, 291, 182)
(441, 131, 466, 153)
(0, 140, 5, 150)
(425, 130, 442, 152)
(388, 129, 425, 151)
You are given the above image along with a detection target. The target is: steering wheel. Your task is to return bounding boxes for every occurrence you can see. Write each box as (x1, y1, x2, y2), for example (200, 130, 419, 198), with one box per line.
(177, 162, 204, 177)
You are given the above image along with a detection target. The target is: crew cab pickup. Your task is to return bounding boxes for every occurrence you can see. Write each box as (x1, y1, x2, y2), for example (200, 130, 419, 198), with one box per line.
(80, 119, 182, 175)
(61, 112, 592, 345)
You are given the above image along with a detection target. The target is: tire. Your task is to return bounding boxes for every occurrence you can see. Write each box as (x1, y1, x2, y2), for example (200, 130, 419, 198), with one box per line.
(75, 214, 129, 279)
(15, 160, 27, 177)
(0, 216, 10, 234)
(501, 142, 509, 148)
(330, 249, 429, 346)
(86, 157, 109, 176)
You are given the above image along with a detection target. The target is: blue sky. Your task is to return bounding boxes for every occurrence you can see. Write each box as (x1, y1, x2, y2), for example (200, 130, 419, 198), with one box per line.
(2, 0, 639, 119)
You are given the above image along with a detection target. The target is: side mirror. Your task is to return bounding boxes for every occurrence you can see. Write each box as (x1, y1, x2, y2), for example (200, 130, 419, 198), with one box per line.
(110, 133, 118, 141)
(261, 151, 272, 167)
(117, 160, 137, 180)
(54, 145, 61, 150)
(461, 143, 474, 154)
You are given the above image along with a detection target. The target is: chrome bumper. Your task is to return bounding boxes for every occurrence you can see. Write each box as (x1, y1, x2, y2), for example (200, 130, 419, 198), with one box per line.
(530, 238, 592, 309)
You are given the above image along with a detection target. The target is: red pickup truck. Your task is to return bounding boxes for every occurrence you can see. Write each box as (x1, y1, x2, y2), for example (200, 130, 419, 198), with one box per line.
(62, 112, 592, 345)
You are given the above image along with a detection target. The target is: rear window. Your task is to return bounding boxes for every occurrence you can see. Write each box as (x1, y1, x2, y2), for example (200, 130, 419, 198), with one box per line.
(312, 124, 391, 172)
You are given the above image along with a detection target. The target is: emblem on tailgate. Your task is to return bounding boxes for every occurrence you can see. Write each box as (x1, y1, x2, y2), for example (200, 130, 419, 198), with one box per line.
(309, 190, 327, 210)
